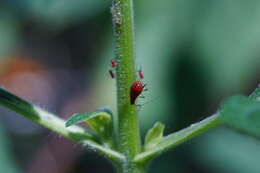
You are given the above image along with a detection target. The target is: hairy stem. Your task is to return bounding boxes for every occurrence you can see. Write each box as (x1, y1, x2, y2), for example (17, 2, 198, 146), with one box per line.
(117, 162, 148, 173)
(112, 0, 143, 172)
(0, 88, 125, 163)
(134, 113, 222, 163)
(112, 0, 141, 157)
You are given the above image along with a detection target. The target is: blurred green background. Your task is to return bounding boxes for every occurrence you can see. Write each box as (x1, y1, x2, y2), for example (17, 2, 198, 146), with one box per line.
(0, 0, 260, 173)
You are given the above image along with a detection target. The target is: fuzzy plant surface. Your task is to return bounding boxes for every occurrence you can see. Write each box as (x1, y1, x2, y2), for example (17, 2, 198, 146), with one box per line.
(1, 0, 260, 173)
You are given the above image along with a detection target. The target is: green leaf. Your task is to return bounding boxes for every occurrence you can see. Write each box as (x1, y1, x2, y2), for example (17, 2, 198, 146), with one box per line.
(65, 111, 113, 145)
(249, 85, 260, 101)
(220, 95, 260, 137)
(134, 114, 220, 163)
(65, 112, 112, 132)
(85, 113, 112, 136)
(96, 106, 113, 116)
(66, 112, 97, 127)
(144, 122, 165, 151)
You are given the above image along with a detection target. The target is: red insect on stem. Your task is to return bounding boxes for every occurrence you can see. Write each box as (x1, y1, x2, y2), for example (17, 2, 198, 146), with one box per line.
(130, 81, 146, 105)
(111, 59, 117, 68)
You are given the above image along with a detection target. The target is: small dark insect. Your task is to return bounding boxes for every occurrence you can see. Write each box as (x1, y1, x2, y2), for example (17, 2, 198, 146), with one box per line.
(108, 59, 117, 79)
(109, 69, 115, 78)
(111, 59, 117, 68)
(130, 81, 146, 105)
(138, 69, 144, 79)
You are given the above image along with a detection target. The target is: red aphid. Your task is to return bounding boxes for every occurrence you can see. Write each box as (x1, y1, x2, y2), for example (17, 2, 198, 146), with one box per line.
(111, 59, 117, 68)
(138, 69, 144, 79)
(109, 70, 115, 78)
(130, 81, 146, 104)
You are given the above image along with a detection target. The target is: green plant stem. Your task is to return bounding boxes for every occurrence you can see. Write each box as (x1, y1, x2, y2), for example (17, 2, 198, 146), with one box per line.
(0, 88, 125, 163)
(117, 162, 148, 173)
(112, 0, 141, 157)
(134, 113, 222, 163)
(112, 0, 142, 172)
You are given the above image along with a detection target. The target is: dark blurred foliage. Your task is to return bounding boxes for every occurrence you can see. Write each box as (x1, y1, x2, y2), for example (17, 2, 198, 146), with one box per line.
(1, 0, 260, 173)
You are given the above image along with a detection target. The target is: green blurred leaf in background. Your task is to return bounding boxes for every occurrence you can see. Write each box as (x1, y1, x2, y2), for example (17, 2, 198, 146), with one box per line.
(0, 124, 19, 173)
(220, 95, 260, 138)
